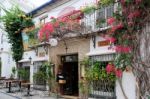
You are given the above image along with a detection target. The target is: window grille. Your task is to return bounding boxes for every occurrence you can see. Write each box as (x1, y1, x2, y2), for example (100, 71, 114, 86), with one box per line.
(88, 54, 116, 99)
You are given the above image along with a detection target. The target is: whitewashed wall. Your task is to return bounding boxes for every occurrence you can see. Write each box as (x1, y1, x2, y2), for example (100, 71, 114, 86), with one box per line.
(0, 1, 14, 78)
(116, 71, 136, 99)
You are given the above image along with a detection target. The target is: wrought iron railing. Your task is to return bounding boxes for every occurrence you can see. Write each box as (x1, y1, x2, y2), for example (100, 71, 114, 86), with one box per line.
(81, 4, 116, 34)
(88, 79, 116, 99)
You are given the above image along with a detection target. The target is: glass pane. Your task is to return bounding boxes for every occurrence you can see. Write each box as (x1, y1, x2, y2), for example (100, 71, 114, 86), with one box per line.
(106, 5, 114, 18)
(97, 8, 105, 20)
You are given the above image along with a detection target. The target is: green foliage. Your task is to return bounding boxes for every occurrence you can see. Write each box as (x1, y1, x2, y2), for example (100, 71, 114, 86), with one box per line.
(26, 28, 39, 39)
(80, 57, 92, 67)
(114, 53, 132, 69)
(27, 28, 40, 46)
(79, 80, 90, 95)
(11, 67, 16, 78)
(82, 60, 116, 81)
(81, 5, 96, 14)
(0, 6, 34, 62)
(33, 62, 53, 84)
(33, 71, 47, 84)
(17, 68, 29, 80)
(99, 0, 115, 7)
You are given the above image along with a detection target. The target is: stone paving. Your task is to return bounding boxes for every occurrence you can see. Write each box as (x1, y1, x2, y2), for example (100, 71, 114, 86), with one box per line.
(0, 87, 64, 99)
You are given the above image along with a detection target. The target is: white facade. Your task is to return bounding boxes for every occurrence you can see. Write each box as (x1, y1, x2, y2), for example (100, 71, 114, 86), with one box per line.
(0, 0, 35, 78)
(27, 0, 136, 98)
(0, 24, 16, 78)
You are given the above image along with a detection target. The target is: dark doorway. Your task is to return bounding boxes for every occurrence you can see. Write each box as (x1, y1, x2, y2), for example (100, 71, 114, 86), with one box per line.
(61, 54, 78, 96)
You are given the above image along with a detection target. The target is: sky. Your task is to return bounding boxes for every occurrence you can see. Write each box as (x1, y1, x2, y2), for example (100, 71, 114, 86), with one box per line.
(27, 0, 50, 7)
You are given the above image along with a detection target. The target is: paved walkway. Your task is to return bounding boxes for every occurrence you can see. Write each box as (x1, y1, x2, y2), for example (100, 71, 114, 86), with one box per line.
(0, 89, 63, 99)
(0, 92, 20, 99)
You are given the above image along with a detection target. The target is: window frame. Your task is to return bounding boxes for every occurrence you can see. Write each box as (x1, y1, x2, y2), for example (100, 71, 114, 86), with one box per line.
(96, 4, 115, 28)
(39, 15, 48, 26)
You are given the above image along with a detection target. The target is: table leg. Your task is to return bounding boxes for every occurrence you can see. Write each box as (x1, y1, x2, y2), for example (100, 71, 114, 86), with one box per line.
(8, 82, 11, 93)
(19, 82, 21, 91)
(27, 84, 30, 95)
(6, 82, 8, 88)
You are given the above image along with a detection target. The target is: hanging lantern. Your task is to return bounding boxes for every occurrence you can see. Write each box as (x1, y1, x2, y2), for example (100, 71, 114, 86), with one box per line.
(49, 38, 58, 46)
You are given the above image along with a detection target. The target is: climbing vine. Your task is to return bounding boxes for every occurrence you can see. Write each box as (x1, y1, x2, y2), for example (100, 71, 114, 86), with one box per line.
(97, 0, 150, 98)
(0, 7, 34, 62)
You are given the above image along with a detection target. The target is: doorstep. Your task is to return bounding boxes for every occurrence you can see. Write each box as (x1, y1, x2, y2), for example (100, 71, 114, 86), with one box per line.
(61, 95, 79, 99)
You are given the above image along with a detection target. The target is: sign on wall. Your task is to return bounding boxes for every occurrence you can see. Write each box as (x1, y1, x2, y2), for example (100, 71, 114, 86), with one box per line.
(98, 40, 110, 47)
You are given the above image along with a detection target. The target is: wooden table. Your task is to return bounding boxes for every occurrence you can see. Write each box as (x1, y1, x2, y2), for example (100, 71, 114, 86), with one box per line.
(0, 77, 6, 80)
(21, 82, 32, 96)
(5, 79, 22, 93)
(5, 80, 13, 93)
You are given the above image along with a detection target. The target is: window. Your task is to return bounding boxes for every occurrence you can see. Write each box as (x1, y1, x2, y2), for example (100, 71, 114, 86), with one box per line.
(39, 15, 48, 26)
(96, 4, 114, 28)
(89, 54, 116, 98)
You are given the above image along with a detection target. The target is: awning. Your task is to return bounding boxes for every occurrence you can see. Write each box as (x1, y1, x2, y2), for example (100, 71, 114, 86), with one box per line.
(86, 50, 116, 56)
(18, 59, 30, 63)
(33, 57, 48, 62)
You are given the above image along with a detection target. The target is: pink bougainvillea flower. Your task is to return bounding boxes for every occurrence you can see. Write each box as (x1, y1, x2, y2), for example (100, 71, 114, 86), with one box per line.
(117, 23, 124, 29)
(106, 64, 112, 74)
(115, 45, 131, 53)
(128, 10, 140, 19)
(50, 16, 55, 19)
(120, 0, 125, 5)
(38, 22, 54, 41)
(44, 23, 54, 32)
(60, 17, 68, 22)
(38, 29, 43, 41)
(106, 63, 115, 74)
(128, 21, 134, 26)
(111, 23, 123, 33)
(107, 17, 115, 25)
(128, 13, 134, 19)
(115, 69, 122, 78)
(111, 26, 118, 33)
(133, 10, 140, 17)
(53, 21, 59, 27)
(115, 45, 122, 53)
(122, 7, 127, 14)
(136, 0, 142, 4)
(123, 46, 131, 53)
(105, 37, 116, 43)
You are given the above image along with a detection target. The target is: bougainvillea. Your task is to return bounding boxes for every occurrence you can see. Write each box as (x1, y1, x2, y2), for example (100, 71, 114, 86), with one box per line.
(38, 22, 54, 41)
(99, 0, 150, 98)
(38, 10, 83, 41)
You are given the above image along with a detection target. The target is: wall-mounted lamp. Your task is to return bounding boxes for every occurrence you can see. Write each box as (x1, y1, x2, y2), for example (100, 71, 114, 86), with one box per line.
(29, 57, 34, 65)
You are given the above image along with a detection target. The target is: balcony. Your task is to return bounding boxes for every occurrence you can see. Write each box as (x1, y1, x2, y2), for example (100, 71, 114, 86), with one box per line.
(81, 4, 116, 35)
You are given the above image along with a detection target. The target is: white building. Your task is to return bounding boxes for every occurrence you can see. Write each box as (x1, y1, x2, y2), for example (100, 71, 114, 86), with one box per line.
(0, 0, 35, 78)
(20, 0, 137, 98)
